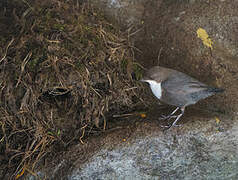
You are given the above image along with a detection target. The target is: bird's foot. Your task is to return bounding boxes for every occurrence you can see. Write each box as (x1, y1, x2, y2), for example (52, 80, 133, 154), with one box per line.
(160, 123, 182, 129)
(159, 109, 185, 130)
(159, 115, 178, 120)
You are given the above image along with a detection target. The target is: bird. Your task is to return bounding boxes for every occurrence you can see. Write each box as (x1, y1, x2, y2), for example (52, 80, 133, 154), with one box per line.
(140, 66, 224, 129)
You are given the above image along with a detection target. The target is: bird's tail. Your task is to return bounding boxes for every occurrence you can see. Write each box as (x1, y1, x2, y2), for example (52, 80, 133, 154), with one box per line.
(206, 87, 225, 93)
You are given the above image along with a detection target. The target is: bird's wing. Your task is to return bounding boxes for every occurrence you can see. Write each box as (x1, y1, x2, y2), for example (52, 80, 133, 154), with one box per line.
(161, 72, 209, 95)
(161, 73, 213, 107)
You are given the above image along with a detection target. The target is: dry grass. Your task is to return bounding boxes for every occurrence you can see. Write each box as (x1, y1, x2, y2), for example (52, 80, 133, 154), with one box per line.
(0, 0, 145, 178)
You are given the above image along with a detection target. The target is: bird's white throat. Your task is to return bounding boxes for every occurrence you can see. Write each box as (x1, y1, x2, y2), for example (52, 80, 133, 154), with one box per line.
(144, 80, 162, 99)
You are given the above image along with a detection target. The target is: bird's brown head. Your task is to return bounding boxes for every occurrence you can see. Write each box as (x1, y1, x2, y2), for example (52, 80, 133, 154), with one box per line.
(140, 66, 173, 83)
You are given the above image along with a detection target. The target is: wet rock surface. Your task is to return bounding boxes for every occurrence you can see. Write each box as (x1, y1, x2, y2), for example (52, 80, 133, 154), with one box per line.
(28, 107, 238, 179)
(70, 125, 238, 180)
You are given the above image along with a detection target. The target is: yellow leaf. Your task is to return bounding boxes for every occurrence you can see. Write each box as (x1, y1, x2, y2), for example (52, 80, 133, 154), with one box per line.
(215, 117, 220, 124)
(140, 113, 146, 118)
(15, 167, 25, 179)
(197, 28, 213, 49)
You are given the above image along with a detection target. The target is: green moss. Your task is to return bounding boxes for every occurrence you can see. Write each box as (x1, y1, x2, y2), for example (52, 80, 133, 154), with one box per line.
(133, 63, 143, 80)
(121, 58, 128, 72)
(27, 52, 47, 70)
(53, 23, 65, 31)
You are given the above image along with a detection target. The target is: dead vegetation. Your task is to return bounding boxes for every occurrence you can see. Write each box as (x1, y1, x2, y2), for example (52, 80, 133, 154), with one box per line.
(0, 0, 145, 178)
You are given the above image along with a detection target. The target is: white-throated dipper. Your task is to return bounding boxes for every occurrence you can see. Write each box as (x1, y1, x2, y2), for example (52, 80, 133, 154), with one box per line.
(141, 66, 224, 128)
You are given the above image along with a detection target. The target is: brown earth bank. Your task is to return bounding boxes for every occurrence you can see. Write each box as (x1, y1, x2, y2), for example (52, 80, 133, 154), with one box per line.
(0, 0, 146, 178)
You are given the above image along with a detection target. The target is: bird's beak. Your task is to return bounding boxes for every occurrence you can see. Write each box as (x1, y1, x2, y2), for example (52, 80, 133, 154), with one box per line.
(140, 79, 149, 83)
(140, 76, 149, 82)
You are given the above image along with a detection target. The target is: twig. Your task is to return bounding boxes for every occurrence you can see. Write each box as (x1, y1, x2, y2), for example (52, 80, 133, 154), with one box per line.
(0, 38, 14, 63)
(128, 27, 143, 38)
(79, 125, 87, 144)
(133, 62, 147, 70)
(16, 52, 32, 88)
(123, 87, 138, 91)
(157, 47, 163, 65)
(91, 87, 102, 98)
(113, 113, 134, 118)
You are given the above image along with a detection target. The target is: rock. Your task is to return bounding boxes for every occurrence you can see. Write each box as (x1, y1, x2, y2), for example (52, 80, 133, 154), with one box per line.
(28, 113, 238, 179)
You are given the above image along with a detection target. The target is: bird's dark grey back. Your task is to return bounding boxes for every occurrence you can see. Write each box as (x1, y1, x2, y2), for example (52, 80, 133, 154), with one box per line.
(161, 71, 215, 107)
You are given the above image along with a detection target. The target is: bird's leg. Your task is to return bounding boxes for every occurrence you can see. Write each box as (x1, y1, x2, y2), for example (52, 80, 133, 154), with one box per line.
(160, 107, 180, 120)
(171, 107, 185, 126)
(160, 107, 185, 129)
